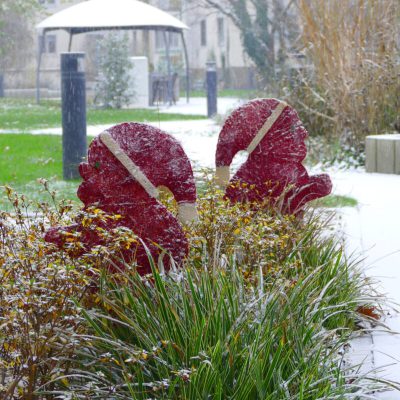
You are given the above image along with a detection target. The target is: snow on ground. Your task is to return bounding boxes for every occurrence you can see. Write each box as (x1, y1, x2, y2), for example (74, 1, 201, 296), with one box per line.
(28, 118, 250, 175)
(151, 96, 246, 116)
(28, 119, 221, 173)
(2, 96, 245, 172)
(332, 170, 400, 396)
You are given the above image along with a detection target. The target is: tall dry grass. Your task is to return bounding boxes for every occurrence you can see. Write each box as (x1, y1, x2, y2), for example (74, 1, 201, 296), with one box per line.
(293, 0, 399, 149)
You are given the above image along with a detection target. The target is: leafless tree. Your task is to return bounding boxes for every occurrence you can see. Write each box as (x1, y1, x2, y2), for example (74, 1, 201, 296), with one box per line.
(198, 0, 299, 85)
(0, 0, 39, 71)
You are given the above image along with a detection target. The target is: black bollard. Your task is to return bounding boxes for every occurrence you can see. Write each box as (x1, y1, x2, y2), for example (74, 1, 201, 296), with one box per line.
(206, 61, 217, 117)
(61, 53, 87, 180)
(0, 74, 4, 98)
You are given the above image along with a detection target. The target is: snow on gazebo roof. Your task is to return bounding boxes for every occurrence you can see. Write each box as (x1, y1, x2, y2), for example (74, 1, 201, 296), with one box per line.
(36, 0, 188, 34)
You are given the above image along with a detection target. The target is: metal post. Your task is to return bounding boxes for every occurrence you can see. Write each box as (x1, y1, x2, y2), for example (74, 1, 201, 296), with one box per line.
(180, 31, 190, 103)
(206, 61, 217, 117)
(36, 33, 44, 104)
(61, 52, 87, 180)
(0, 74, 4, 98)
(68, 31, 74, 52)
(162, 29, 173, 105)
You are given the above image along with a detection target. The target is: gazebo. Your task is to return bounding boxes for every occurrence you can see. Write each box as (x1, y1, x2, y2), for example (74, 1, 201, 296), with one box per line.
(36, 0, 190, 104)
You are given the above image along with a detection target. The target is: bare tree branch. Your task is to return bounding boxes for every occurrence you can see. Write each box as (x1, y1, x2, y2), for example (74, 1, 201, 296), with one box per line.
(202, 0, 299, 84)
(248, 0, 275, 26)
(202, 0, 242, 27)
(271, 0, 296, 34)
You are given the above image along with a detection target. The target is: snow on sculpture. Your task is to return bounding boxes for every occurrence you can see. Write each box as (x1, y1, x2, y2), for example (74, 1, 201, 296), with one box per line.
(45, 122, 198, 275)
(215, 98, 332, 213)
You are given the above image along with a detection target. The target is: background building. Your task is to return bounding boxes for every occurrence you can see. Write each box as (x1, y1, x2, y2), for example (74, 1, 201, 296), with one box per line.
(3, 0, 259, 97)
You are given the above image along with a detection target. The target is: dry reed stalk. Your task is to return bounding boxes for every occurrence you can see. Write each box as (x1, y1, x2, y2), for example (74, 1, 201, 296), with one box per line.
(297, 0, 399, 147)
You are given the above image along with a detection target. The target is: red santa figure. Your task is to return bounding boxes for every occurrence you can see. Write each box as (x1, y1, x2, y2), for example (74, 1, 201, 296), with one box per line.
(45, 122, 198, 275)
(215, 98, 332, 213)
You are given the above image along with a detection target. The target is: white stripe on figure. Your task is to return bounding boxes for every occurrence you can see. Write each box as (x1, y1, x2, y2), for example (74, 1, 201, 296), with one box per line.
(246, 100, 287, 155)
(99, 131, 159, 199)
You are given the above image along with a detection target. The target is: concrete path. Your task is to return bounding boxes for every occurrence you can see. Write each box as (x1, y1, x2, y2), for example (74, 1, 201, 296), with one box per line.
(28, 119, 222, 174)
(333, 170, 400, 397)
(154, 96, 246, 116)
(1, 96, 245, 173)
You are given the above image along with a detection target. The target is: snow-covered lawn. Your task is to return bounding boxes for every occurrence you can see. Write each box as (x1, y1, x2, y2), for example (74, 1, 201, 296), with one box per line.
(333, 170, 400, 397)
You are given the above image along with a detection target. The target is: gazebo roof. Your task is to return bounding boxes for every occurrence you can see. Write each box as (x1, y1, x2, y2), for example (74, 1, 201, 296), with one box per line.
(36, 0, 188, 34)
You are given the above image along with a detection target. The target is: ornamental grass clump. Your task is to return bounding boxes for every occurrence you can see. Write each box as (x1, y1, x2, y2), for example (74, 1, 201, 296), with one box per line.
(289, 0, 399, 152)
(50, 246, 385, 399)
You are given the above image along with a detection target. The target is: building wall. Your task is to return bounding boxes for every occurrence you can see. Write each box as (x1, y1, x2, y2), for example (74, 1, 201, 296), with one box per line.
(153, 0, 256, 89)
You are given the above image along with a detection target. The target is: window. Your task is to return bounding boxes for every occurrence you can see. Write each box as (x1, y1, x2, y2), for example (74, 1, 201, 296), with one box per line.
(155, 31, 180, 50)
(217, 17, 224, 46)
(43, 35, 56, 53)
(86, 33, 104, 66)
(132, 31, 137, 54)
(200, 20, 207, 46)
(155, 31, 164, 50)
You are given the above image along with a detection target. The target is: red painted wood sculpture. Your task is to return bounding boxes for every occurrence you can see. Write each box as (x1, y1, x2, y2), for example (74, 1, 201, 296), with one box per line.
(215, 98, 332, 213)
(45, 123, 198, 275)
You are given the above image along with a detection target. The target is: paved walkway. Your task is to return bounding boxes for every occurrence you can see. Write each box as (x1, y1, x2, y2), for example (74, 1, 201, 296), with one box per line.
(154, 96, 246, 116)
(333, 170, 400, 397)
(7, 97, 244, 174)
(28, 119, 223, 174)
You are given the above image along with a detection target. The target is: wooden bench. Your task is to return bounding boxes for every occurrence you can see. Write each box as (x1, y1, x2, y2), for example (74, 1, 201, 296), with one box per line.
(365, 134, 400, 174)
